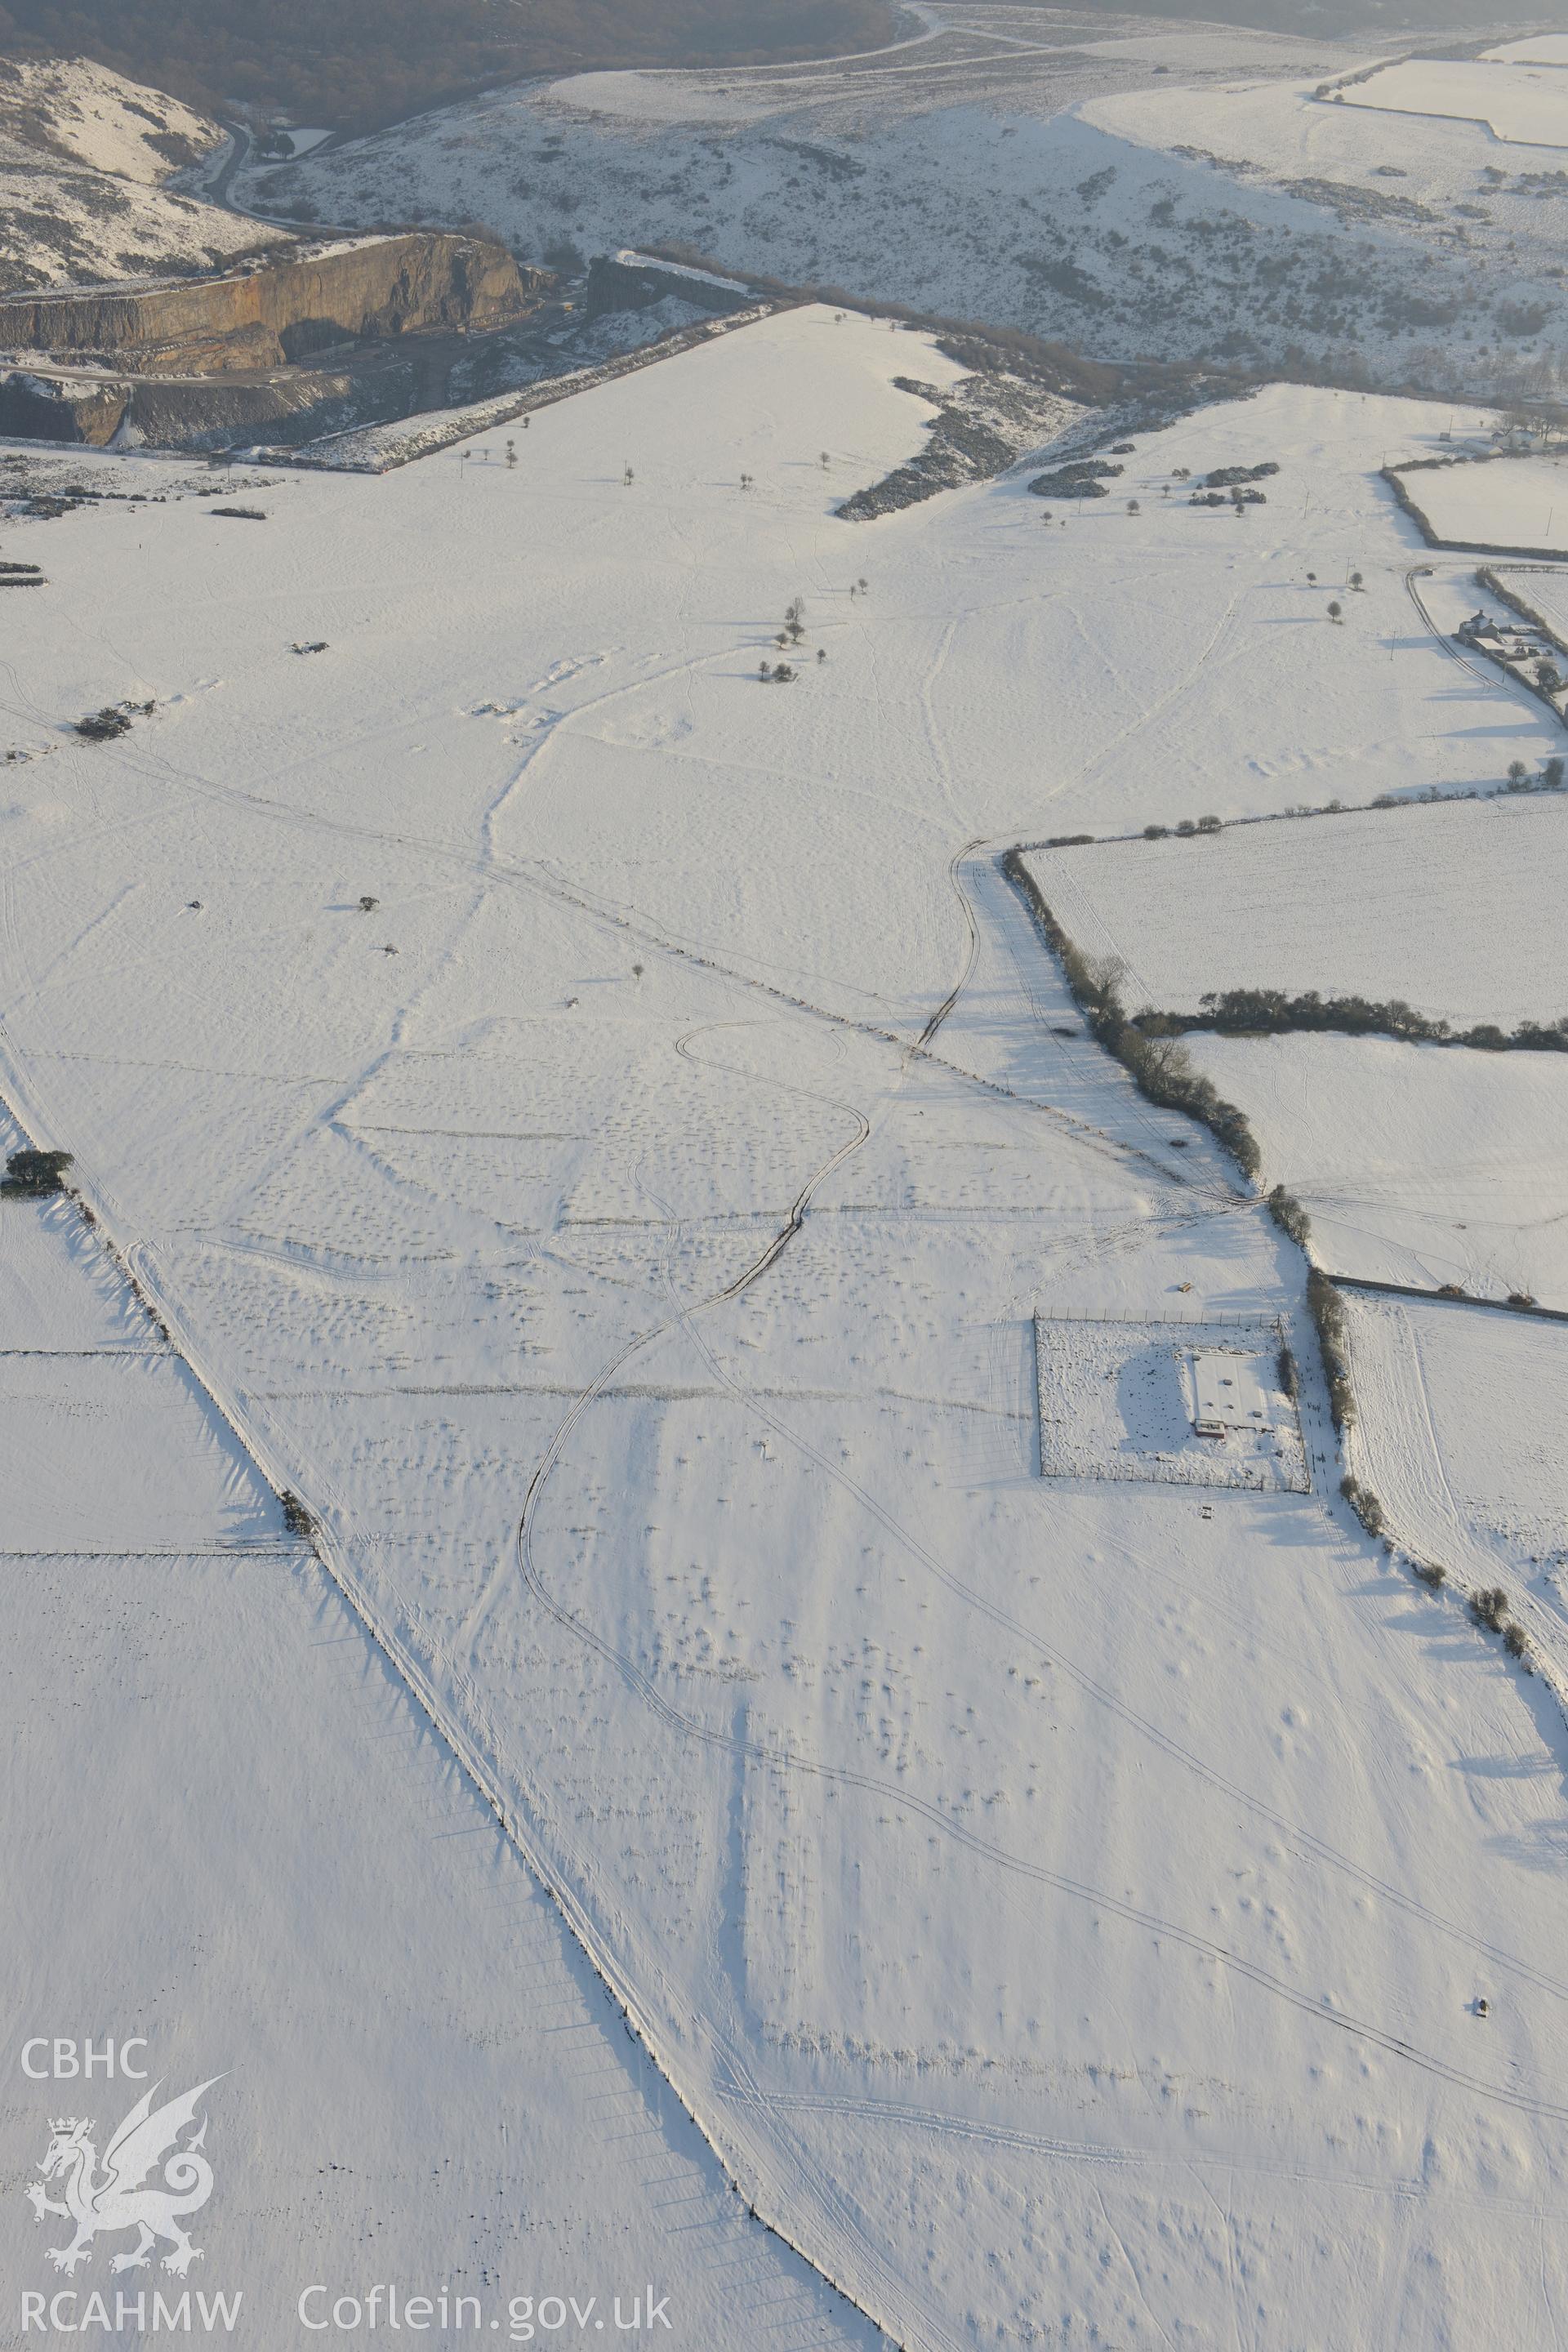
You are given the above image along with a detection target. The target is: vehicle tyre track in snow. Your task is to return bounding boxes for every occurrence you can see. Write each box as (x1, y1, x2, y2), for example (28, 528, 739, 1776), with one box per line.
(917, 835, 982, 1045)
(1071, 583, 1245, 799)
(674, 1024, 873, 1299)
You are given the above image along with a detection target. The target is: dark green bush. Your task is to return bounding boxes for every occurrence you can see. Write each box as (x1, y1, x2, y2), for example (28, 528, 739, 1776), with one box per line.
(75, 707, 131, 742)
(1339, 1473, 1383, 1536)
(279, 1490, 317, 1539)
(1267, 1186, 1312, 1247)
(2, 1147, 73, 1197)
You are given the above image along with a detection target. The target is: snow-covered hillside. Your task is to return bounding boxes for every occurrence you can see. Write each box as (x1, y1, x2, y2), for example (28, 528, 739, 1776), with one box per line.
(1086, 61, 1568, 388)
(0, 56, 286, 290)
(234, 2, 1568, 393)
(0, 54, 220, 183)
(3, 310, 1567, 2347)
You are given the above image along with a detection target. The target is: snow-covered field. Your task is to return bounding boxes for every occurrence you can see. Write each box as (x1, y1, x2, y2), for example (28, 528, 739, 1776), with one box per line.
(1396, 453, 1568, 552)
(1341, 1289, 1568, 1646)
(1025, 795, 1568, 1029)
(1496, 559, 1568, 639)
(1343, 57, 1568, 148)
(0, 57, 286, 292)
(4, 309, 1568, 2346)
(1486, 34, 1568, 66)
(1186, 1031, 1568, 1304)
(0, 1116, 875, 2348)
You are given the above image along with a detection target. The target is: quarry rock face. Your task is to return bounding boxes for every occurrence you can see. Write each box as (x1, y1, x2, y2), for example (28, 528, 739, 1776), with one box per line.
(0, 359, 393, 448)
(0, 369, 129, 442)
(0, 233, 544, 373)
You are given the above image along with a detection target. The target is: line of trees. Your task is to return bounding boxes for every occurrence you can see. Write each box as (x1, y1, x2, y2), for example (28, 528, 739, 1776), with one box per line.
(1135, 988, 1568, 1055)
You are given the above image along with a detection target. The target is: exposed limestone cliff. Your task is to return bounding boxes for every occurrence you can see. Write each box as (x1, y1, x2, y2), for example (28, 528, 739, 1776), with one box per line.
(0, 234, 546, 372)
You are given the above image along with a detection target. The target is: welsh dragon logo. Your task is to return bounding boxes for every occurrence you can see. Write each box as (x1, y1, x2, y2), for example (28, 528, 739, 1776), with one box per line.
(25, 2077, 223, 2277)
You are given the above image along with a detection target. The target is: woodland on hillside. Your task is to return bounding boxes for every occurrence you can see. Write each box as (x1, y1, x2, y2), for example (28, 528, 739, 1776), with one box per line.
(0, 0, 897, 131)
